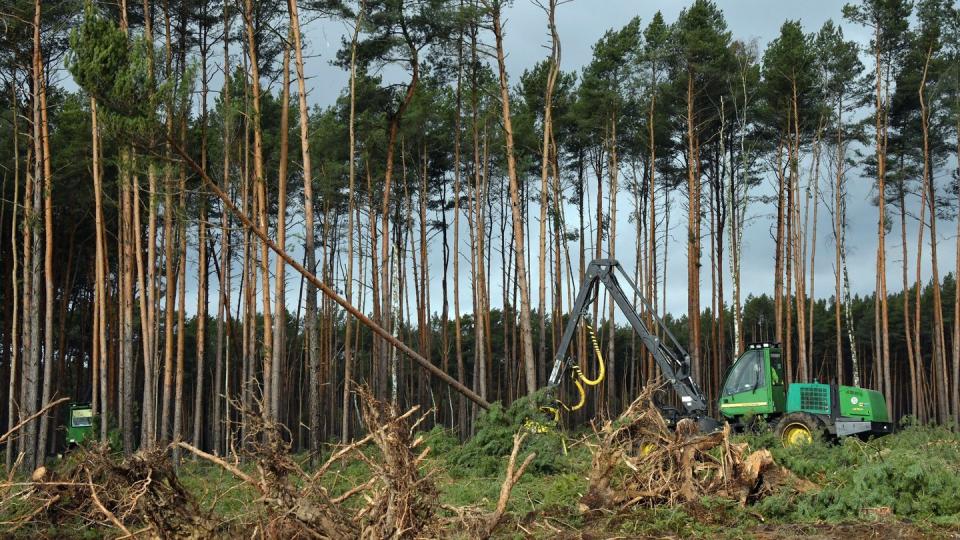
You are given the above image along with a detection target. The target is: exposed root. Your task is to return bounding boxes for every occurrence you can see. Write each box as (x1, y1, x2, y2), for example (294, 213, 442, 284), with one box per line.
(581, 382, 802, 511)
(439, 430, 537, 539)
(483, 432, 536, 538)
(2, 443, 215, 538)
(355, 385, 438, 539)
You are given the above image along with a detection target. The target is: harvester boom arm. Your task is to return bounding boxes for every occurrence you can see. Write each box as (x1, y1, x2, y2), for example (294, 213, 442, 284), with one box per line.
(547, 259, 709, 416)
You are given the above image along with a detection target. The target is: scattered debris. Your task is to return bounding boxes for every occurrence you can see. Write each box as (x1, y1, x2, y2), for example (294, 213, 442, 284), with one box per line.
(1, 443, 215, 538)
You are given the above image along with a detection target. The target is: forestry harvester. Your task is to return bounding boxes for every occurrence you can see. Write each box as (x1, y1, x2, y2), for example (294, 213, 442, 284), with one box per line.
(547, 259, 893, 446)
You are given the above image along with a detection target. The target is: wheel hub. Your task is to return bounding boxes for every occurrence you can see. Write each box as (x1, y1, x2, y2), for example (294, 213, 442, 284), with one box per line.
(782, 422, 813, 446)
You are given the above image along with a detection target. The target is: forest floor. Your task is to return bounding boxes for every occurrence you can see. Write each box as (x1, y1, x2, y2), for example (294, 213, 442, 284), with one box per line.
(3, 391, 960, 538)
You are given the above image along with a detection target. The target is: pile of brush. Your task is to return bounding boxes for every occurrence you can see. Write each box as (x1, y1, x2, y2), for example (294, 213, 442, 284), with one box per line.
(1, 388, 536, 539)
(580, 383, 812, 512)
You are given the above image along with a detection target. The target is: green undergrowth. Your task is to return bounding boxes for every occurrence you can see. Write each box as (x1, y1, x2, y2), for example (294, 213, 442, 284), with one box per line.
(443, 388, 577, 477)
(741, 424, 960, 525)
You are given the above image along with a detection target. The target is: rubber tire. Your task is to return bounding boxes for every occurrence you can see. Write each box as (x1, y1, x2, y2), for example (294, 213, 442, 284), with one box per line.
(775, 412, 825, 447)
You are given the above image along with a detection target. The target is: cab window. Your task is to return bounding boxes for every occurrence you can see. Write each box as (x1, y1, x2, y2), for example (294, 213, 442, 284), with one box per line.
(769, 352, 784, 385)
(722, 350, 764, 396)
(71, 409, 93, 427)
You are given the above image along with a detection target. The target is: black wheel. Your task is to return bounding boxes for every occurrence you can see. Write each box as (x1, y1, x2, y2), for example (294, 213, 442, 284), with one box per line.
(775, 412, 825, 447)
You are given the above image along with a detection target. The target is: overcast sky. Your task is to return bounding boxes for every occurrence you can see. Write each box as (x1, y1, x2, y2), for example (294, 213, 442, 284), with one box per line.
(180, 0, 957, 326)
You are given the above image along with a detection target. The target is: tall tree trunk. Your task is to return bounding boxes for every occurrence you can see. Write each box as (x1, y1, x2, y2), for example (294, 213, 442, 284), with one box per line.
(287, 0, 321, 447)
(648, 79, 659, 370)
(7, 81, 21, 471)
(36, 25, 56, 463)
(833, 98, 846, 385)
(332, 0, 363, 442)
(873, 24, 891, 410)
(537, 0, 560, 389)
(465, 16, 484, 426)
(774, 137, 785, 346)
(914, 178, 927, 420)
(953, 97, 960, 423)
(790, 82, 807, 382)
(448, 3, 463, 435)
(193, 16, 211, 450)
(919, 46, 947, 422)
(898, 182, 917, 415)
(490, 0, 537, 396)
(243, 0, 273, 417)
(606, 113, 618, 414)
(212, 0, 231, 456)
(806, 129, 822, 381)
(172, 165, 187, 460)
(91, 95, 109, 445)
(20, 0, 44, 469)
(139, 0, 158, 450)
(271, 41, 291, 423)
(160, 0, 176, 442)
(685, 73, 701, 383)
(119, 158, 135, 455)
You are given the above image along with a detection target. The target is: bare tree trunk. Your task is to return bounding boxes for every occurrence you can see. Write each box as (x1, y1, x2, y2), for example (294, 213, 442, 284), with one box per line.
(898, 182, 917, 415)
(20, 0, 44, 469)
(332, 0, 363, 442)
(918, 46, 948, 422)
(648, 79, 659, 369)
(243, 0, 273, 417)
(375, 28, 421, 403)
(464, 17, 483, 426)
(138, 0, 158, 450)
(537, 0, 560, 389)
(211, 0, 231, 457)
(489, 0, 537, 396)
(685, 74, 701, 383)
(872, 25, 891, 410)
(19, 137, 35, 466)
(193, 17, 211, 450)
(172, 165, 188, 460)
(7, 81, 21, 471)
(607, 114, 618, 415)
(730, 58, 751, 358)
(449, 4, 464, 436)
(119, 158, 135, 455)
(159, 0, 176, 442)
(840, 196, 858, 385)
(240, 51, 253, 441)
(785, 128, 794, 382)
(832, 98, 846, 385)
(36, 30, 56, 463)
(271, 41, 291, 423)
(774, 137, 785, 346)
(914, 179, 927, 420)
(90, 94, 109, 446)
(806, 132, 822, 381)
(287, 0, 320, 447)
(953, 105, 960, 423)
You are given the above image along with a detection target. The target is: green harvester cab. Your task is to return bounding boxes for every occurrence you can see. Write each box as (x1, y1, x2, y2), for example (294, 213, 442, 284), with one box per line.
(718, 343, 893, 446)
(66, 403, 94, 447)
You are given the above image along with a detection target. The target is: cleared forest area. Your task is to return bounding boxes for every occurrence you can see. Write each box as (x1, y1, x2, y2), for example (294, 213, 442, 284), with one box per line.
(2, 388, 959, 537)
(1, 0, 960, 537)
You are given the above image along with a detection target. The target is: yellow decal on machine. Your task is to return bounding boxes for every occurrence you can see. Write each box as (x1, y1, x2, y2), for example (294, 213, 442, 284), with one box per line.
(720, 401, 769, 408)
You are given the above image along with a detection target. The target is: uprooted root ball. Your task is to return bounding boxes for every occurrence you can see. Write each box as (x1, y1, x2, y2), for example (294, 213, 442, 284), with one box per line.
(10, 444, 215, 538)
(580, 383, 813, 512)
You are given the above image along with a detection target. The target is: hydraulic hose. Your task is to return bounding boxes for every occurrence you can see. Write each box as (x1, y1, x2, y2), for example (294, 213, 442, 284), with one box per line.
(578, 321, 606, 386)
